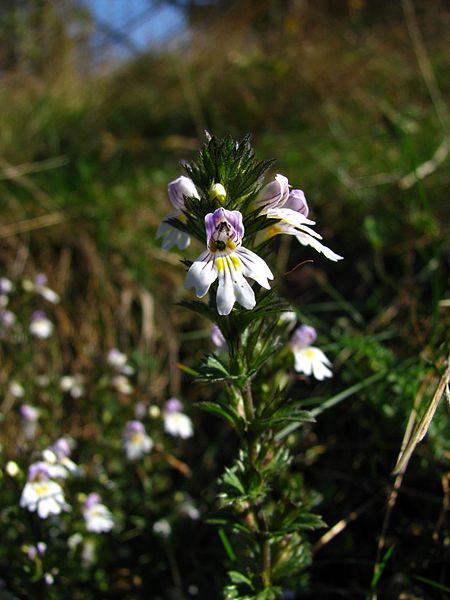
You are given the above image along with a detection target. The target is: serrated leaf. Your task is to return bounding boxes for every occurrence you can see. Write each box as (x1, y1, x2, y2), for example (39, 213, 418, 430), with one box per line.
(197, 400, 243, 429)
(221, 467, 246, 495)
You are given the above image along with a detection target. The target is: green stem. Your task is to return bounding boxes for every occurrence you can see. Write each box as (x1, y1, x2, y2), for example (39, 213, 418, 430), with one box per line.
(242, 379, 255, 423)
(261, 538, 272, 588)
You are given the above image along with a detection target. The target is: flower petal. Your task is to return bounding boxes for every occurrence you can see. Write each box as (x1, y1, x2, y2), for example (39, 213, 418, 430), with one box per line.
(185, 251, 218, 297)
(266, 208, 343, 261)
(216, 256, 255, 315)
(237, 248, 273, 289)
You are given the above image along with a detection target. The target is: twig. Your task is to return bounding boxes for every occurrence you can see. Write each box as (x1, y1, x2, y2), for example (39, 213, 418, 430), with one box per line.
(0, 156, 68, 181)
(313, 493, 380, 553)
(398, 136, 450, 190)
(393, 357, 450, 475)
(402, 0, 449, 131)
(0, 212, 65, 239)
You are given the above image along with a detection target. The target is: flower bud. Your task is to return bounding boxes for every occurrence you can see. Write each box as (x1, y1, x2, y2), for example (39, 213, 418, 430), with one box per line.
(209, 183, 227, 202)
(168, 176, 199, 210)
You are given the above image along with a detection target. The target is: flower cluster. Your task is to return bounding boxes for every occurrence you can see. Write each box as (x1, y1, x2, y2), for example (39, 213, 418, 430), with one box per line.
(156, 159, 342, 315)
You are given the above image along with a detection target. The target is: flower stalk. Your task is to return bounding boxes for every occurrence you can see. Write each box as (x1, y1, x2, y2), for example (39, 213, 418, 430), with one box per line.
(158, 134, 341, 599)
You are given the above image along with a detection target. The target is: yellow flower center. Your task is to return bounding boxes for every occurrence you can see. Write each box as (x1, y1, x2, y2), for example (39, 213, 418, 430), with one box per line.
(35, 483, 49, 496)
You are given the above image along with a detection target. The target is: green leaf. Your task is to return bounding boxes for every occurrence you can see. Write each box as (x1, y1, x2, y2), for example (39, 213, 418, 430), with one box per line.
(228, 570, 253, 587)
(256, 402, 315, 428)
(221, 467, 246, 495)
(197, 354, 236, 382)
(197, 400, 243, 429)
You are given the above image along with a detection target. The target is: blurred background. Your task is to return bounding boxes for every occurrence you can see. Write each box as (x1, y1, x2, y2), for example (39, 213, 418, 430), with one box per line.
(0, 0, 449, 598)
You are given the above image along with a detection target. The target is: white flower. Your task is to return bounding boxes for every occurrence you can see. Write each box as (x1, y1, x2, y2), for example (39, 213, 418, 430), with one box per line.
(29, 311, 54, 338)
(112, 375, 133, 395)
(9, 381, 25, 398)
(60, 375, 84, 398)
(265, 207, 343, 262)
(289, 325, 333, 381)
(83, 493, 114, 533)
(0, 277, 13, 294)
(42, 439, 78, 478)
(123, 421, 153, 460)
(20, 462, 68, 518)
(5, 461, 20, 477)
(185, 207, 273, 315)
(20, 404, 40, 440)
(153, 519, 171, 537)
(107, 348, 134, 375)
(156, 176, 200, 250)
(163, 398, 193, 439)
(28, 274, 60, 304)
(107, 348, 127, 369)
(255, 175, 343, 262)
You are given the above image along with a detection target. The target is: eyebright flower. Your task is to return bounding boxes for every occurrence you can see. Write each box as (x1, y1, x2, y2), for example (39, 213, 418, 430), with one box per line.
(42, 437, 78, 478)
(9, 381, 25, 398)
(185, 207, 273, 315)
(254, 174, 290, 211)
(34, 274, 60, 304)
(29, 311, 54, 338)
(107, 348, 134, 375)
(123, 420, 153, 460)
(289, 325, 333, 380)
(20, 404, 40, 440)
(60, 375, 85, 398)
(156, 176, 200, 250)
(83, 493, 114, 533)
(112, 374, 133, 395)
(20, 462, 68, 518)
(153, 519, 171, 537)
(163, 398, 193, 439)
(256, 175, 343, 262)
(0, 277, 13, 295)
(211, 324, 227, 352)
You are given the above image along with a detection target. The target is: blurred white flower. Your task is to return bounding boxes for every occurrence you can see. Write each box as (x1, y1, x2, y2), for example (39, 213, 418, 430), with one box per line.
(0, 277, 13, 295)
(9, 381, 25, 398)
(20, 462, 68, 519)
(153, 519, 171, 538)
(5, 461, 20, 477)
(289, 325, 332, 381)
(29, 311, 54, 339)
(20, 404, 40, 440)
(112, 375, 133, 394)
(83, 493, 114, 533)
(107, 348, 127, 369)
(81, 539, 96, 567)
(23, 274, 60, 304)
(107, 348, 135, 376)
(211, 324, 227, 353)
(163, 398, 193, 439)
(123, 421, 153, 460)
(60, 375, 85, 398)
(67, 533, 83, 551)
(42, 438, 78, 478)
